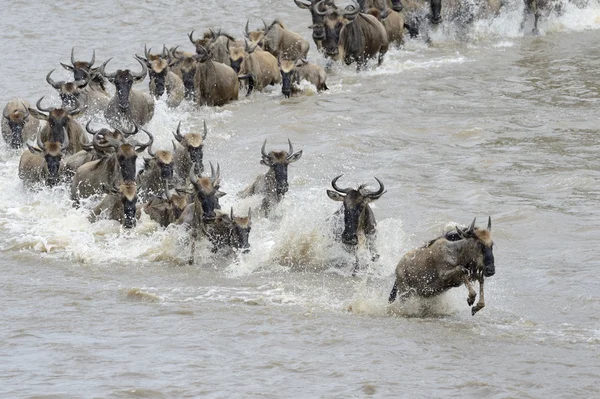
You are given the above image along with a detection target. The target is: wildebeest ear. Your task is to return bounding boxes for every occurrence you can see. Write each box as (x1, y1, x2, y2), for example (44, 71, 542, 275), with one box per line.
(215, 190, 227, 198)
(288, 150, 303, 163)
(60, 62, 75, 72)
(27, 143, 42, 154)
(28, 108, 49, 121)
(260, 159, 272, 166)
(327, 190, 345, 202)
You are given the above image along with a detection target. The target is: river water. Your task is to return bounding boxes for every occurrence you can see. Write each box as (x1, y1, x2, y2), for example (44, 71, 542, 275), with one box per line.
(1, 1, 600, 398)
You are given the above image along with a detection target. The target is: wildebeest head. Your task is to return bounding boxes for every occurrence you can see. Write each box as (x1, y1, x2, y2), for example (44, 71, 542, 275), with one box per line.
(189, 162, 225, 223)
(457, 217, 495, 277)
(389, 0, 403, 12)
(136, 45, 173, 98)
(172, 48, 198, 100)
(228, 41, 247, 74)
(294, 0, 332, 45)
(229, 207, 252, 253)
(164, 181, 189, 222)
(29, 97, 85, 144)
(147, 140, 174, 180)
(279, 59, 300, 98)
(261, 139, 303, 198)
(85, 120, 135, 156)
(103, 180, 138, 229)
(27, 130, 69, 187)
(327, 175, 386, 246)
(99, 58, 147, 110)
(46, 69, 90, 108)
(95, 125, 152, 181)
(61, 47, 96, 82)
(243, 19, 267, 47)
(173, 120, 207, 175)
(3, 101, 30, 149)
(316, 0, 360, 59)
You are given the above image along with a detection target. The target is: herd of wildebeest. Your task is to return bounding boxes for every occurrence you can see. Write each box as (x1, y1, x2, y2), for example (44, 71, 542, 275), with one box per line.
(10, 0, 566, 316)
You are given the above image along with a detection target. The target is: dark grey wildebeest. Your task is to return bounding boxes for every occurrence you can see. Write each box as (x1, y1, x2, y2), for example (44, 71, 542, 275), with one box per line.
(143, 181, 190, 228)
(61, 47, 110, 96)
(2, 99, 39, 149)
(206, 207, 252, 254)
(388, 217, 495, 316)
(192, 45, 240, 107)
(238, 139, 303, 216)
(326, 175, 386, 274)
(137, 138, 175, 201)
(293, 0, 334, 51)
(18, 130, 69, 188)
(136, 46, 184, 108)
(172, 120, 207, 181)
(99, 58, 155, 130)
(89, 180, 140, 229)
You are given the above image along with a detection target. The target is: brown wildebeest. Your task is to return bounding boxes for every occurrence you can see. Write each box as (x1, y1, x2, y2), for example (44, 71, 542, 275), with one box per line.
(388, 218, 496, 316)
(177, 162, 226, 264)
(2, 99, 39, 149)
(326, 175, 385, 274)
(363, 0, 405, 46)
(89, 180, 140, 229)
(246, 19, 310, 61)
(206, 207, 252, 254)
(137, 138, 174, 200)
(317, 0, 389, 70)
(46, 69, 91, 109)
(99, 58, 155, 130)
(188, 29, 237, 65)
(18, 130, 69, 187)
(238, 139, 303, 215)
(143, 181, 190, 227)
(61, 47, 110, 96)
(136, 45, 184, 108)
(28, 97, 87, 155)
(169, 47, 198, 101)
(192, 45, 239, 107)
(234, 40, 281, 96)
(293, 0, 335, 51)
(172, 120, 207, 181)
(279, 58, 328, 98)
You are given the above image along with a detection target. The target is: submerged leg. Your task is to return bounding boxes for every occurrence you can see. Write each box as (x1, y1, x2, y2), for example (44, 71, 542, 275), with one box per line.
(464, 275, 477, 306)
(471, 276, 485, 316)
(351, 253, 360, 276)
(366, 233, 380, 262)
(189, 228, 198, 265)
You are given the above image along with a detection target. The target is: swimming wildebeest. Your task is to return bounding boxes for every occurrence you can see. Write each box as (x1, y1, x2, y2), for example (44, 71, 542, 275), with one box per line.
(89, 180, 140, 229)
(233, 40, 282, 96)
(206, 207, 252, 254)
(293, 0, 335, 51)
(137, 137, 175, 201)
(192, 45, 240, 107)
(246, 19, 310, 61)
(188, 29, 237, 66)
(363, 0, 405, 46)
(18, 130, 69, 187)
(326, 174, 385, 274)
(169, 47, 198, 101)
(28, 97, 87, 155)
(172, 120, 208, 181)
(143, 181, 190, 227)
(317, 0, 389, 70)
(136, 45, 184, 108)
(388, 217, 495, 316)
(46, 69, 91, 109)
(61, 47, 110, 96)
(99, 57, 155, 130)
(279, 58, 328, 98)
(2, 99, 39, 149)
(238, 139, 303, 215)
(177, 163, 226, 264)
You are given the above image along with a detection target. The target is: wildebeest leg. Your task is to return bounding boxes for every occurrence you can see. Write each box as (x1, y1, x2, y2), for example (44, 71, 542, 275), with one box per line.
(440, 265, 468, 282)
(430, 0, 443, 24)
(377, 50, 386, 67)
(189, 227, 198, 265)
(351, 252, 360, 276)
(388, 278, 399, 303)
(464, 275, 477, 306)
(471, 276, 485, 316)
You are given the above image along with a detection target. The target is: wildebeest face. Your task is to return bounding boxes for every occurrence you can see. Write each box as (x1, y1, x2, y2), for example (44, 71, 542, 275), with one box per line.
(231, 209, 252, 252)
(173, 121, 207, 174)
(149, 60, 168, 98)
(117, 144, 138, 181)
(323, 14, 344, 58)
(261, 139, 303, 198)
(458, 217, 495, 277)
(28, 135, 69, 187)
(119, 181, 138, 229)
(3, 105, 28, 149)
(180, 60, 197, 100)
(114, 70, 134, 110)
(327, 175, 386, 246)
(390, 0, 403, 12)
(229, 47, 245, 74)
(279, 60, 296, 98)
(190, 162, 224, 223)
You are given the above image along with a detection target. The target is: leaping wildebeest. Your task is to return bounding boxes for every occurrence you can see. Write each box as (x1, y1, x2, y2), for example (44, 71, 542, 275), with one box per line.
(28, 97, 87, 155)
(317, 0, 389, 70)
(99, 58, 155, 130)
(18, 131, 69, 187)
(136, 45, 184, 108)
(238, 139, 303, 215)
(326, 175, 385, 274)
(2, 99, 39, 149)
(388, 218, 496, 316)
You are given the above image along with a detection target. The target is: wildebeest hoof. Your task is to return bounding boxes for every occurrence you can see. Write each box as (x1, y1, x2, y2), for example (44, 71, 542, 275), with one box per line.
(471, 304, 484, 316)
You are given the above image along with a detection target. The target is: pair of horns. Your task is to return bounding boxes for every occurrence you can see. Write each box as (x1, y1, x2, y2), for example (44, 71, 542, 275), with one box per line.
(330, 174, 385, 199)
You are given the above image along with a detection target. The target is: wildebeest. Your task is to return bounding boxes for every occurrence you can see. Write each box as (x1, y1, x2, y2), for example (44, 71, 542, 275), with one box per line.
(388, 218, 495, 316)
(169, 48, 199, 101)
(177, 163, 226, 264)
(191, 45, 240, 106)
(137, 137, 174, 200)
(99, 57, 155, 130)
(143, 181, 190, 227)
(238, 139, 303, 215)
(206, 207, 252, 254)
(172, 120, 207, 181)
(61, 47, 110, 97)
(46, 69, 90, 109)
(2, 99, 39, 149)
(89, 180, 140, 229)
(363, 0, 405, 46)
(188, 29, 236, 65)
(234, 41, 282, 96)
(246, 19, 310, 61)
(136, 46, 184, 108)
(18, 131, 69, 187)
(318, 0, 389, 70)
(293, 0, 334, 51)
(70, 127, 153, 204)
(326, 175, 385, 274)
(279, 58, 328, 98)
(28, 97, 87, 155)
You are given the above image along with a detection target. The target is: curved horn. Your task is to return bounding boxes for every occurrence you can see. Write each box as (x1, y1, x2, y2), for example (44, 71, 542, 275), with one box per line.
(37, 131, 44, 150)
(144, 44, 151, 61)
(244, 20, 251, 38)
(248, 207, 252, 221)
(36, 96, 53, 113)
(261, 139, 269, 158)
(2, 105, 9, 120)
(487, 216, 492, 231)
(85, 120, 101, 136)
(189, 164, 198, 185)
(21, 102, 30, 121)
(188, 30, 196, 44)
(342, 0, 360, 18)
(286, 138, 294, 158)
(315, 0, 328, 15)
(46, 69, 63, 89)
(172, 140, 177, 151)
(365, 177, 385, 199)
(331, 175, 352, 194)
(210, 162, 221, 186)
(136, 127, 154, 152)
(132, 57, 147, 81)
(173, 121, 184, 142)
(262, 18, 269, 32)
(467, 218, 476, 234)
(89, 49, 96, 67)
(202, 120, 208, 140)
(120, 123, 139, 137)
(162, 45, 168, 59)
(80, 131, 93, 151)
(71, 47, 77, 66)
(230, 206, 234, 220)
(98, 58, 116, 80)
